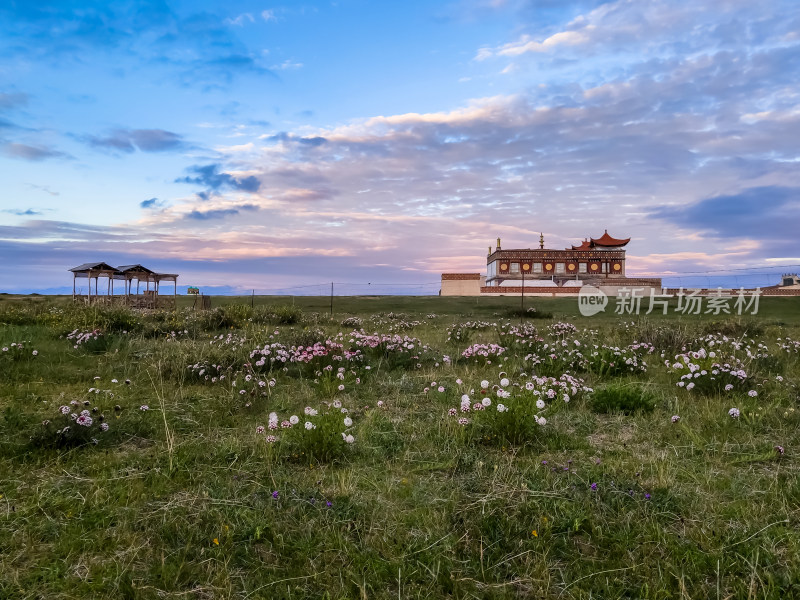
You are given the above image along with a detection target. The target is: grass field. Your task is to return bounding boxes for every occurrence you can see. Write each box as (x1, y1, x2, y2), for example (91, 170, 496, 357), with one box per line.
(1, 294, 799, 598)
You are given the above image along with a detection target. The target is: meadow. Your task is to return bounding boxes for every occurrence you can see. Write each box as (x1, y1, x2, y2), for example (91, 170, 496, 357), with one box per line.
(1, 293, 799, 599)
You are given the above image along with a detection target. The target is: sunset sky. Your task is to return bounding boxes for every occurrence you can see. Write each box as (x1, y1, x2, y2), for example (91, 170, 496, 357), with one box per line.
(1, 0, 799, 294)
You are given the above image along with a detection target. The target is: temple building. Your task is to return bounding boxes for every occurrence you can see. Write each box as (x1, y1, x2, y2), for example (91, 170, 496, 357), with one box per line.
(486, 230, 631, 287)
(441, 231, 662, 296)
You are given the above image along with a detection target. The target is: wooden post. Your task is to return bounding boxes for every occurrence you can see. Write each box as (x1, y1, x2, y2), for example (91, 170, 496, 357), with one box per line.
(87, 271, 92, 302)
(73, 273, 76, 300)
(136, 279, 140, 295)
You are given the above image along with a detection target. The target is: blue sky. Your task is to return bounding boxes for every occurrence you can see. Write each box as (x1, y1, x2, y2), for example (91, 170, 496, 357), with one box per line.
(1, 0, 799, 294)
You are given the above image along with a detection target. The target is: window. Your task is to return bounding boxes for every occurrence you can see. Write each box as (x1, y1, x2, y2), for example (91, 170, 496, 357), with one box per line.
(533, 263, 542, 273)
(510, 262, 520, 273)
(601, 263, 607, 273)
(578, 263, 587, 274)
(555, 263, 565, 274)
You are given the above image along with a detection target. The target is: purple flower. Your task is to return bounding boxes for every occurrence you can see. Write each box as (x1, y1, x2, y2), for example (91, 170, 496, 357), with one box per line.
(326, 501, 332, 507)
(645, 493, 651, 500)
(272, 491, 279, 499)
(775, 445, 785, 455)
(590, 483, 597, 491)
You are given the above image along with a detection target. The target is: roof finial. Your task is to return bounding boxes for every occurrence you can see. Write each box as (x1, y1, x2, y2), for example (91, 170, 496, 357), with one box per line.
(539, 232, 544, 250)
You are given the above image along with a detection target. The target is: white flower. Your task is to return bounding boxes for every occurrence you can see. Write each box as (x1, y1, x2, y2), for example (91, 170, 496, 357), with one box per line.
(686, 382, 695, 390)
(461, 394, 470, 403)
(139, 405, 149, 411)
(481, 397, 491, 407)
(728, 407, 740, 419)
(304, 421, 315, 430)
(496, 404, 507, 412)
(500, 378, 510, 387)
(748, 390, 758, 397)
(304, 407, 318, 416)
(338, 384, 345, 391)
(344, 434, 355, 443)
(536, 399, 545, 409)
(343, 416, 353, 427)
(480, 380, 489, 389)
(289, 415, 299, 425)
(333, 399, 342, 408)
(535, 416, 547, 426)
(671, 415, 680, 423)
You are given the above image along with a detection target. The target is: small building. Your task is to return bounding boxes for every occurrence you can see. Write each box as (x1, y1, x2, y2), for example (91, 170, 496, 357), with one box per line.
(69, 262, 179, 308)
(780, 273, 800, 288)
(440, 273, 485, 296)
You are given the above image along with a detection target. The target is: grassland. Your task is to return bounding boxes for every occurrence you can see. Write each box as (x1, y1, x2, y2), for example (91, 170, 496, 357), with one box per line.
(1, 294, 799, 599)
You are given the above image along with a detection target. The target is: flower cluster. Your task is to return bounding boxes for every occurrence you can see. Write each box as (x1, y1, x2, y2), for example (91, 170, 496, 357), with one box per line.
(447, 372, 590, 445)
(36, 401, 111, 448)
(187, 361, 231, 384)
(66, 329, 105, 351)
(313, 365, 365, 396)
(460, 343, 506, 363)
(446, 321, 496, 345)
(1, 341, 38, 361)
(585, 343, 654, 377)
(256, 400, 357, 461)
(668, 348, 749, 393)
(231, 365, 276, 405)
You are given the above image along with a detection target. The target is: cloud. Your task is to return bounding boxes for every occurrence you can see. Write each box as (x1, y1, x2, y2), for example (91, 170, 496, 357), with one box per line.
(273, 59, 303, 70)
(140, 198, 164, 209)
(0, 3, 275, 89)
(25, 183, 59, 196)
(185, 204, 259, 220)
(261, 10, 277, 22)
(2, 208, 42, 216)
(2, 142, 69, 161)
(84, 128, 185, 153)
(176, 163, 261, 193)
(652, 186, 800, 242)
(225, 13, 255, 26)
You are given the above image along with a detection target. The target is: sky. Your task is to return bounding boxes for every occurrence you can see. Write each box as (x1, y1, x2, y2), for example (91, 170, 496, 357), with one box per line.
(1, 0, 799, 295)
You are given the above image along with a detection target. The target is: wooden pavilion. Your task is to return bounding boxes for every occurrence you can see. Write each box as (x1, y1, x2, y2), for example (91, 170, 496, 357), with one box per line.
(69, 262, 178, 308)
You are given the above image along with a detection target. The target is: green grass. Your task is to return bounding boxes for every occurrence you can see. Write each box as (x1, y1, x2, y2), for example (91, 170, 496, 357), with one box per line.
(1, 294, 799, 598)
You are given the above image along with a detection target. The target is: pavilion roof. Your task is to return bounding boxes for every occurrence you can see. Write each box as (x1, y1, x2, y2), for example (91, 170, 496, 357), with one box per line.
(116, 264, 155, 274)
(69, 262, 118, 274)
(590, 230, 630, 247)
(570, 239, 592, 250)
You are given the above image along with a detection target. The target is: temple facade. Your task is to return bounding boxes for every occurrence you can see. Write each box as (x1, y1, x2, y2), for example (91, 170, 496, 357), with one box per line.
(441, 230, 662, 296)
(486, 230, 630, 287)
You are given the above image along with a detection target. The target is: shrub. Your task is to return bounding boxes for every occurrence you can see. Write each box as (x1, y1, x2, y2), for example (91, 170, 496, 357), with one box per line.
(590, 383, 656, 415)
